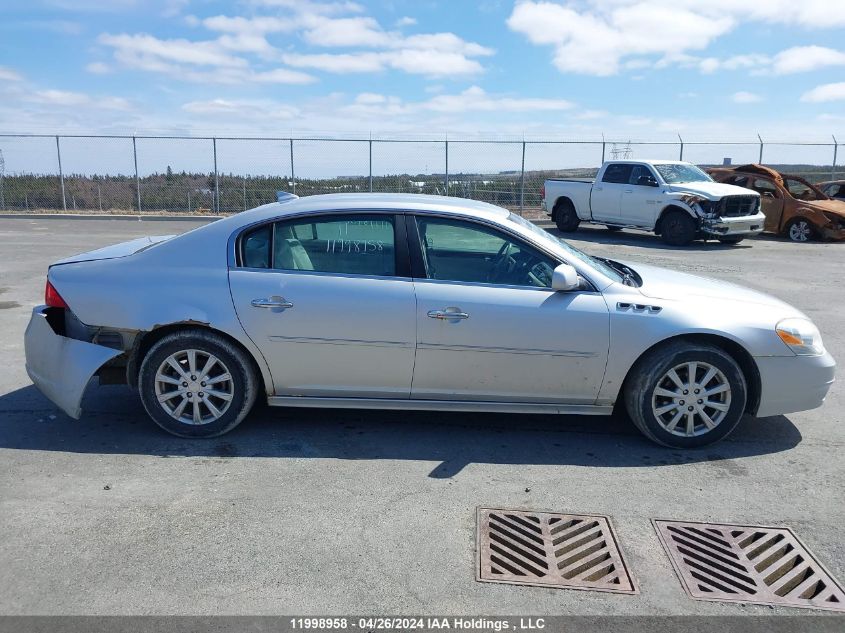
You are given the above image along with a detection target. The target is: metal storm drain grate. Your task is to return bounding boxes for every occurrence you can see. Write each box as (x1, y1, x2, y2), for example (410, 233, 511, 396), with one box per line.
(654, 520, 845, 612)
(476, 508, 637, 593)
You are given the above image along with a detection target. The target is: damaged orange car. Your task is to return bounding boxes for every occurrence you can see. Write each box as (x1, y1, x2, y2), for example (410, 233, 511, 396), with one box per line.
(708, 164, 845, 242)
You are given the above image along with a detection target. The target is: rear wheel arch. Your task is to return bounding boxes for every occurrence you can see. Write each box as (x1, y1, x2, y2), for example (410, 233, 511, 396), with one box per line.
(127, 323, 268, 397)
(619, 333, 761, 415)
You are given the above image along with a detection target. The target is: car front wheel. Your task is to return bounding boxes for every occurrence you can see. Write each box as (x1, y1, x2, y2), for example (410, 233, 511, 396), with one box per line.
(624, 341, 747, 448)
(139, 329, 258, 438)
(786, 218, 816, 242)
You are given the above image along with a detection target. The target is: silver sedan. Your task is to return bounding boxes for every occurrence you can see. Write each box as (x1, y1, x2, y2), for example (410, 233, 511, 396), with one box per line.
(24, 194, 835, 448)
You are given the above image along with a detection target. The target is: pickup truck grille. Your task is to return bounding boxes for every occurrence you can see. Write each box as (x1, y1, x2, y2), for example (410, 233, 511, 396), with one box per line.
(719, 195, 759, 217)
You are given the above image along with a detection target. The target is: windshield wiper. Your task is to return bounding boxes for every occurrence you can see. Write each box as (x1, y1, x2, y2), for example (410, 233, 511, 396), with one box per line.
(595, 257, 639, 287)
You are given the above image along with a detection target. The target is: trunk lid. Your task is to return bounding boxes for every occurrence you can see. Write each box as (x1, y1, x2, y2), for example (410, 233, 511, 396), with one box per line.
(50, 235, 175, 266)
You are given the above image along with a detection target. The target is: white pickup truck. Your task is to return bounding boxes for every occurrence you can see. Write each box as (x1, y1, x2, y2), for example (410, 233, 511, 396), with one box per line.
(542, 159, 766, 245)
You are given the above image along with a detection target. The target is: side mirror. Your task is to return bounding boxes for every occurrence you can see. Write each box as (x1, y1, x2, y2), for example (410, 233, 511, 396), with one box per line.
(552, 263, 580, 291)
(637, 175, 658, 187)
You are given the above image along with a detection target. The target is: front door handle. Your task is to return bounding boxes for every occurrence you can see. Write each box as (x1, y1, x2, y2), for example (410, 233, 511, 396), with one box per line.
(428, 307, 469, 320)
(623, 189, 633, 193)
(251, 297, 293, 309)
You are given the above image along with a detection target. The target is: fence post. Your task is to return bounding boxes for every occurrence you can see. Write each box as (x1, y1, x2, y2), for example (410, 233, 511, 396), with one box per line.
(56, 135, 66, 212)
(368, 138, 373, 193)
(132, 136, 141, 212)
(187, 188, 191, 213)
(97, 184, 102, 212)
(290, 138, 295, 195)
(678, 133, 684, 161)
(832, 135, 838, 181)
(601, 134, 606, 164)
(444, 139, 449, 195)
(520, 141, 526, 214)
(758, 134, 764, 164)
(243, 178, 247, 211)
(212, 137, 219, 213)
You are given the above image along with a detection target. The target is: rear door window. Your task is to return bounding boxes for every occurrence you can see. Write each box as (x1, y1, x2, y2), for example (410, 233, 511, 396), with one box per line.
(240, 214, 397, 276)
(602, 163, 635, 184)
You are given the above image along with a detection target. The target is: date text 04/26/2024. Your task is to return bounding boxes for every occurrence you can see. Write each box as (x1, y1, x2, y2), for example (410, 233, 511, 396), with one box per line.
(290, 617, 546, 631)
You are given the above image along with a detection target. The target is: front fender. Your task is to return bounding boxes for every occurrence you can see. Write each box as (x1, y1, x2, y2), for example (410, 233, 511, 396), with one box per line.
(24, 307, 121, 419)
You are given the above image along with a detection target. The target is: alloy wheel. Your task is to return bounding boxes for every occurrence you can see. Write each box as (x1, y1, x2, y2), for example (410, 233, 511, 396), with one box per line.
(154, 349, 234, 425)
(789, 220, 812, 242)
(651, 361, 732, 437)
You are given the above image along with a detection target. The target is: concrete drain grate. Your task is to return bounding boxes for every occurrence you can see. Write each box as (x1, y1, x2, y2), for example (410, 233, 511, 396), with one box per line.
(476, 508, 637, 594)
(654, 520, 845, 612)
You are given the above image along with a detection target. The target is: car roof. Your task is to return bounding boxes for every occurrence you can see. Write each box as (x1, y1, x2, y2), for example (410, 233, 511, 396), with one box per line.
(231, 192, 511, 225)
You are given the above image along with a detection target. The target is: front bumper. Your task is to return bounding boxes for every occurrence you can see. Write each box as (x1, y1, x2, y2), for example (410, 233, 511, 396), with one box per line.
(24, 306, 121, 419)
(701, 211, 766, 237)
(754, 350, 836, 418)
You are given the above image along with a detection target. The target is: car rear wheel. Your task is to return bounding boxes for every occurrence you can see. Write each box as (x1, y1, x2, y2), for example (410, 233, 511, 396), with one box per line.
(624, 341, 747, 448)
(786, 218, 816, 242)
(139, 329, 258, 438)
(553, 199, 580, 232)
(661, 210, 697, 246)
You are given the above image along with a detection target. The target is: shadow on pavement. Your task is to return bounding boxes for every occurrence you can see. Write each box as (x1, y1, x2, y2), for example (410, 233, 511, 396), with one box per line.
(0, 384, 803, 478)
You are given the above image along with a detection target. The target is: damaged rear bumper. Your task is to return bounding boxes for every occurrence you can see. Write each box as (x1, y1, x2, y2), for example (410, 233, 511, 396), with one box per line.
(701, 211, 766, 237)
(24, 306, 122, 419)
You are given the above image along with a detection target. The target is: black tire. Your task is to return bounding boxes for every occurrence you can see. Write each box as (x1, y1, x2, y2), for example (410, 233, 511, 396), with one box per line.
(139, 329, 258, 438)
(623, 341, 747, 449)
(553, 199, 580, 232)
(718, 236, 744, 244)
(605, 225, 623, 232)
(785, 218, 816, 243)
(661, 210, 697, 246)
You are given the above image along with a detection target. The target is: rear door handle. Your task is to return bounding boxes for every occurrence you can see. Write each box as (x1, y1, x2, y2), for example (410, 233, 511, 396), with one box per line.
(428, 308, 469, 320)
(251, 297, 293, 309)
(624, 189, 633, 193)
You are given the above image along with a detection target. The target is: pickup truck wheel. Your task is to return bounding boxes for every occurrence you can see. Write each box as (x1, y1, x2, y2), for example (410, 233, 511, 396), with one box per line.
(786, 218, 816, 242)
(624, 341, 747, 448)
(718, 236, 744, 244)
(553, 199, 580, 232)
(139, 329, 258, 438)
(661, 210, 697, 246)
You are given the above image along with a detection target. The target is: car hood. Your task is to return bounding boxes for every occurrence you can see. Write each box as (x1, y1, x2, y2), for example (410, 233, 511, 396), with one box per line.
(666, 181, 757, 200)
(802, 199, 845, 216)
(625, 261, 800, 313)
(51, 235, 175, 266)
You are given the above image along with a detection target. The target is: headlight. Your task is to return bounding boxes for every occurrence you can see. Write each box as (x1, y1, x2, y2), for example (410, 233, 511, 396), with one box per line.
(776, 318, 825, 356)
(680, 194, 713, 215)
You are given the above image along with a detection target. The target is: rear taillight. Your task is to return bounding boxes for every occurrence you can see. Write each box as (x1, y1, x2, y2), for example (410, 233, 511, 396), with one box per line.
(541, 184, 545, 199)
(45, 280, 69, 308)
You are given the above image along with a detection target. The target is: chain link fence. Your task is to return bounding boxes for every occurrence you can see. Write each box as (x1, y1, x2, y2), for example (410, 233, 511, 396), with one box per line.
(0, 134, 841, 217)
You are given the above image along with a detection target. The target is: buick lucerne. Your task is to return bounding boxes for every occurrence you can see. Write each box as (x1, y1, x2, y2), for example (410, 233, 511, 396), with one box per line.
(25, 194, 835, 448)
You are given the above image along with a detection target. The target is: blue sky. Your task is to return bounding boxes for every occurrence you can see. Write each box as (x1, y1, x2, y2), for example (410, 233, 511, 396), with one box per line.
(1, 0, 844, 142)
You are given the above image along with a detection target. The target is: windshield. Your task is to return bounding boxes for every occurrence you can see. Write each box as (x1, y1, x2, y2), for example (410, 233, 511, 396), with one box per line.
(783, 176, 826, 201)
(653, 163, 713, 184)
(507, 213, 624, 283)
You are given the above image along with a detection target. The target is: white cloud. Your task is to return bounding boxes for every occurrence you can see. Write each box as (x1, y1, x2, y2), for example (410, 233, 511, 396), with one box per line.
(801, 82, 845, 103)
(182, 98, 300, 119)
(345, 86, 574, 116)
(30, 89, 131, 110)
(732, 91, 762, 104)
(85, 61, 111, 74)
(395, 16, 416, 27)
(0, 67, 23, 81)
(99, 33, 248, 69)
(772, 46, 845, 74)
(507, 1, 733, 76)
(508, 0, 845, 76)
(282, 52, 384, 73)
